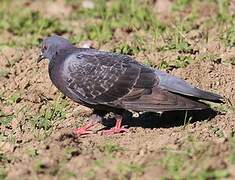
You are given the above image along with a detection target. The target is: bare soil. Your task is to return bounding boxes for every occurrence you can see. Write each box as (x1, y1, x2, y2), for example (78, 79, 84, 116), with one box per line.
(0, 0, 235, 179)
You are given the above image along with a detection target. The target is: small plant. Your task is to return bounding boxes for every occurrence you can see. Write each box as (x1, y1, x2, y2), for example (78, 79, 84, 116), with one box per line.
(112, 43, 137, 55)
(99, 143, 125, 157)
(0, 168, 7, 180)
(210, 127, 224, 138)
(0, 69, 9, 78)
(0, 153, 8, 164)
(172, 0, 192, 11)
(0, 6, 68, 47)
(33, 160, 48, 174)
(174, 55, 193, 68)
(183, 111, 193, 128)
(217, 0, 231, 21)
(58, 170, 77, 180)
(220, 24, 235, 47)
(116, 162, 145, 178)
(26, 148, 39, 158)
(64, 147, 80, 160)
(0, 110, 15, 126)
(7, 93, 21, 104)
(30, 98, 68, 131)
(72, 0, 165, 44)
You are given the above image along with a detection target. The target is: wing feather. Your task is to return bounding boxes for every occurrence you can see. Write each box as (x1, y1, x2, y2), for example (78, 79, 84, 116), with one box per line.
(62, 50, 157, 106)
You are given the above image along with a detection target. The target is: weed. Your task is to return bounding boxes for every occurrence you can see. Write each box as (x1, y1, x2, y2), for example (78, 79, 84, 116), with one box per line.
(226, 57, 235, 65)
(172, 0, 192, 11)
(30, 98, 68, 131)
(0, 168, 6, 180)
(0, 92, 4, 102)
(159, 149, 229, 179)
(72, 0, 165, 44)
(210, 103, 234, 113)
(158, 36, 193, 54)
(99, 143, 125, 157)
(0, 5, 68, 47)
(183, 111, 193, 128)
(84, 169, 96, 179)
(116, 162, 145, 178)
(58, 169, 77, 180)
(159, 152, 185, 179)
(0, 69, 9, 78)
(33, 160, 48, 174)
(0, 133, 7, 142)
(201, 53, 219, 62)
(64, 147, 80, 160)
(0, 153, 8, 164)
(7, 92, 21, 104)
(217, 0, 231, 21)
(174, 55, 193, 68)
(26, 148, 39, 158)
(157, 60, 170, 70)
(159, 55, 193, 69)
(112, 43, 138, 55)
(0, 110, 15, 126)
(210, 127, 224, 138)
(92, 159, 104, 168)
(229, 152, 235, 165)
(220, 23, 235, 47)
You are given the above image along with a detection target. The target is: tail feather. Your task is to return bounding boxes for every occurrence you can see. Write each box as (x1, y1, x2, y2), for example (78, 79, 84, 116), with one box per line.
(155, 70, 223, 103)
(121, 87, 209, 112)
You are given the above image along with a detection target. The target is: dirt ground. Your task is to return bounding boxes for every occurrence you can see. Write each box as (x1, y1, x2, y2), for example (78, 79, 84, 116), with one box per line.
(0, 0, 235, 179)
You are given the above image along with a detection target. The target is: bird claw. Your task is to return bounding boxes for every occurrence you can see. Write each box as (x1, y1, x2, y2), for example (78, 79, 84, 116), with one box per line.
(73, 114, 102, 137)
(100, 126, 128, 136)
(73, 127, 94, 137)
(99, 116, 128, 135)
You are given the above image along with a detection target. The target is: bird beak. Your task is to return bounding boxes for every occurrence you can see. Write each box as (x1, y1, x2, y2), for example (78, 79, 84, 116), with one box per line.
(37, 53, 46, 63)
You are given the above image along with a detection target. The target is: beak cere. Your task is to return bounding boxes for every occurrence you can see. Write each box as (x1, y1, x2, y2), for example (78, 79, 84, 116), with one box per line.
(37, 53, 45, 63)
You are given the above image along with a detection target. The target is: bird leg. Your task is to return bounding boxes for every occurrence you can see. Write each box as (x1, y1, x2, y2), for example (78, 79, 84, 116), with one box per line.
(100, 115, 128, 135)
(73, 114, 101, 137)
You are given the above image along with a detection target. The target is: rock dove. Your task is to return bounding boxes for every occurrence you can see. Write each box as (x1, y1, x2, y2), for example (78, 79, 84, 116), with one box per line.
(38, 35, 223, 136)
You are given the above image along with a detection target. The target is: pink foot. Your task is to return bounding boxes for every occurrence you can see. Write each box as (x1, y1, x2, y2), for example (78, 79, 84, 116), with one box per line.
(73, 122, 95, 137)
(100, 116, 128, 135)
(73, 114, 102, 137)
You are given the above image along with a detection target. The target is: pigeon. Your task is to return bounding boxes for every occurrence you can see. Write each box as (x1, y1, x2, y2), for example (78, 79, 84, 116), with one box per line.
(38, 35, 223, 136)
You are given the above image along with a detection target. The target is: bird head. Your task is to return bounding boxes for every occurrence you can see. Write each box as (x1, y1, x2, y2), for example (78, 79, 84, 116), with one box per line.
(38, 35, 72, 63)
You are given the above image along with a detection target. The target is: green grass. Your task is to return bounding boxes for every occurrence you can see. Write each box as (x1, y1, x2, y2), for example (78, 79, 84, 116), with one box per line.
(172, 0, 192, 11)
(26, 148, 39, 158)
(217, 0, 230, 21)
(98, 143, 125, 157)
(220, 22, 235, 47)
(0, 0, 234, 179)
(0, 2, 68, 47)
(0, 168, 7, 180)
(70, 0, 165, 45)
(116, 162, 145, 178)
(0, 69, 9, 78)
(64, 147, 80, 160)
(159, 146, 230, 179)
(57, 169, 77, 180)
(29, 98, 68, 132)
(0, 110, 15, 126)
(7, 93, 21, 105)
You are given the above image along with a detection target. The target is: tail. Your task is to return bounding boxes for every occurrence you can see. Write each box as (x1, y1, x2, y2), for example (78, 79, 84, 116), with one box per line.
(121, 87, 209, 113)
(155, 70, 224, 103)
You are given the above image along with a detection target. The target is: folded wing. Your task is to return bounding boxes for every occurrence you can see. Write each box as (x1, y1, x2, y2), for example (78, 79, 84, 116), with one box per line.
(62, 50, 217, 112)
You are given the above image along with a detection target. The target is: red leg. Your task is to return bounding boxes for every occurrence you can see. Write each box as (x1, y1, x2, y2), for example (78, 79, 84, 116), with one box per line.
(73, 114, 101, 137)
(100, 116, 128, 135)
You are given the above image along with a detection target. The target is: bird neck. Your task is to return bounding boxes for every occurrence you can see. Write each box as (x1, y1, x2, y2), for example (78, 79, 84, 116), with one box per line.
(48, 46, 77, 73)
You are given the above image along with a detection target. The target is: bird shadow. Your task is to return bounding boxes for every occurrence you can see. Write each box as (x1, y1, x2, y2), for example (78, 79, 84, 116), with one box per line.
(101, 109, 219, 129)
